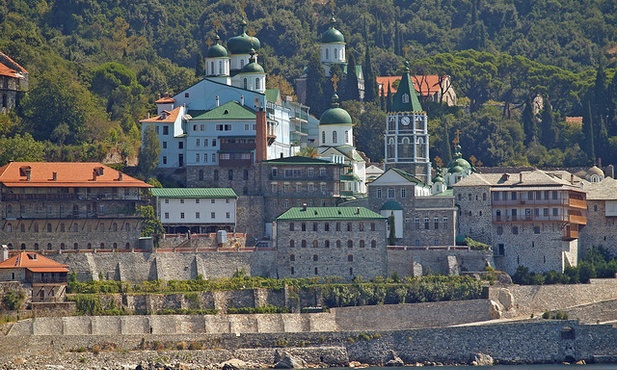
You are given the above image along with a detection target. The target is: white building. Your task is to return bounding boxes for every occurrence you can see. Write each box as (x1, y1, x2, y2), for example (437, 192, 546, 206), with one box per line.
(150, 188, 238, 234)
(140, 20, 294, 173)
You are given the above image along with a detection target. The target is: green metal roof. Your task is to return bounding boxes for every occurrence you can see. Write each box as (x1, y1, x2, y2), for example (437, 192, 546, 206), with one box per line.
(150, 188, 238, 199)
(277, 206, 385, 221)
(391, 63, 423, 113)
(322, 15, 345, 43)
(265, 89, 280, 103)
(192, 101, 255, 120)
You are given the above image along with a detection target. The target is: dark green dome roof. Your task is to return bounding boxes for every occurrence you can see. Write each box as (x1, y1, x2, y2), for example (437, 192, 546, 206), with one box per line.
(446, 144, 471, 172)
(320, 94, 352, 125)
(322, 15, 345, 43)
(228, 20, 261, 54)
(432, 174, 444, 183)
(448, 165, 465, 174)
(380, 200, 403, 211)
(206, 36, 228, 58)
(241, 61, 264, 73)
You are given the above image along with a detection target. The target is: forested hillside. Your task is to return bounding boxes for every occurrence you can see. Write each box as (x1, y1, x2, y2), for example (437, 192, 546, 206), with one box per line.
(1, 0, 617, 172)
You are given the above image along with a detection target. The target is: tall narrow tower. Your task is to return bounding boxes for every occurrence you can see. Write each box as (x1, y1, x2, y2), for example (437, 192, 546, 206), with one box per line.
(384, 62, 431, 184)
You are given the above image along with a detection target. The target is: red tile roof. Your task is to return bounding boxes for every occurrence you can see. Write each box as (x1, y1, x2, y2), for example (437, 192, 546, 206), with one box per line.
(140, 106, 181, 123)
(377, 75, 447, 97)
(0, 251, 69, 273)
(0, 52, 27, 78)
(0, 162, 152, 188)
(155, 96, 175, 104)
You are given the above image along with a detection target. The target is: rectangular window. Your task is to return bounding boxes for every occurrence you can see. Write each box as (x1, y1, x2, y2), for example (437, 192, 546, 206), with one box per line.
(401, 188, 406, 198)
(211, 199, 215, 204)
(226, 212, 230, 219)
(493, 192, 500, 201)
(196, 212, 200, 219)
(534, 226, 540, 234)
(512, 226, 519, 234)
(511, 192, 517, 200)
(211, 212, 216, 219)
(313, 223, 318, 231)
(424, 218, 430, 229)
(162, 156, 167, 165)
(180, 199, 184, 204)
(415, 218, 420, 230)
(162, 141, 167, 149)
(244, 124, 250, 130)
(552, 191, 558, 200)
(290, 223, 295, 231)
(434, 217, 439, 230)
(180, 212, 185, 219)
(196, 139, 201, 147)
(528, 191, 534, 200)
(335, 222, 341, 231)
(543, 208, 549, 216)
(163, 126, 169, 135)
(196, 199, 200, 204)
(178, 142, 183, 149)
(443, 217, 448, 229)
(164, 199, 169, 204)
(347, 223, 352, 231)
(552, 208, 559, 216)
(164, 212, 169, 219)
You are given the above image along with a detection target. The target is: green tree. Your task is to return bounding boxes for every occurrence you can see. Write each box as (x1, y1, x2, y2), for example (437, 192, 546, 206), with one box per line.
(138, 125, 160, 179)
(0, 134, 45, 165)
(305, 51, 327, 117)
(539, 96, 558, 149)
(342, 53, 360, 102)
(141, 205, 164, 245)
(362, 47, 378, 103)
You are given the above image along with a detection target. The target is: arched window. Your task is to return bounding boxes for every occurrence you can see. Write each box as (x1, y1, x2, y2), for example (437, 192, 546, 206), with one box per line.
(210, 62, 214, 74)
(47, 243, 52, 250)
(371, 240, 377, 248)
(324, 240, 330, 248)
(312, 240, 318, 248)
(322, 131, 326, 144)
(20, 224, 25, 232)
(46, 223, 52, 232)
(74, 243, 79, 250)
(196, 153, 200, 162)
(60, 223, 65, 232)
(243, 78, 248, 89)
(334, 48, 338, 59)
(100, 243, 105, 249)
(218, 61, 223, 74)
(344, 130, 349, 144)
(125, 223, 130, 232)
(359, 240, 365, 248)
(113, 242, 118, 249)
(199, 169, 204, 181)
(6, 223, 11, 232)
(60, 243, 65, 250)
(301, 240, 307, 248)
(348, 240, 353, 248)
(336, 240, 341, 248)
(325, 49, 329, 59)
(348, 254, 353, 262)
(290, 240, 295, 248)
(332, 131, 337, 144)
(73, 223, 78, 232)
(125, 242, 131, 250)
(255, 78, 260, 90)
(112, 223, 118, 232)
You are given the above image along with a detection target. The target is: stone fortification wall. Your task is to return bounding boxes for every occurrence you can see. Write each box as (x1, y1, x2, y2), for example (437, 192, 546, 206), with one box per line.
(489, 279, 617, 319)
(2, 321, 617, 365)
(9, 299, 498, 337)
(387, 248, 492, 276)
(50, 251, 276, 281)
(333, 299, 500, 330)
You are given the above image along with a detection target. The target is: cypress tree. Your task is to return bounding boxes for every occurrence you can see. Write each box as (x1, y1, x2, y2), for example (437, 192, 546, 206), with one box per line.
(363, 47, 378, 103)
(195, 52, 204, 77)
(540, 95, 558, 149)
(305, 52, 327, 117)
(343, 54, 360, 101)
(582, 98, 595, 163)
(522, 95, 537, 145)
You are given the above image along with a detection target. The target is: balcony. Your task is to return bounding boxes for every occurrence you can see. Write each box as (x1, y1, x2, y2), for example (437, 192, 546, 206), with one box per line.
(568, 198, 587, 209)
(563, 228, 579, 241)
(568, 214, 587, 225)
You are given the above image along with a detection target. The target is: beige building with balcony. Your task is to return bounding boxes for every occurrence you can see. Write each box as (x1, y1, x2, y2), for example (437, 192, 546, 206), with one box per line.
(453, 170, 587, 274)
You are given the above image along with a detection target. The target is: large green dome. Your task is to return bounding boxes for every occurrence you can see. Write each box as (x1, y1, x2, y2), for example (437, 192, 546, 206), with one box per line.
(322, 15, 345, 43)
(320, 94, 352, 125)
(206, 36, 228, 58)
(228, 21, 261, 54)
(241, 60, 264, 74)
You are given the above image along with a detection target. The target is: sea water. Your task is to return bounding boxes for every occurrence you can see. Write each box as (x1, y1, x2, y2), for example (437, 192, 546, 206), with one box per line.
(356, 366, 617, 369)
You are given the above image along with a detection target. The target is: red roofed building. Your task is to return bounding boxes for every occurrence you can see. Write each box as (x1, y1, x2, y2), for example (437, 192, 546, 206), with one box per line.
(0, 250, 69, 302)
(377, 75, 457, 106)
(0, 162, 152, 252)
(0, 52, 28, 113)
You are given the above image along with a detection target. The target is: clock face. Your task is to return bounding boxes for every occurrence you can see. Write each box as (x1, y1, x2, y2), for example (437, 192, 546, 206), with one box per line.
(401, 116, 411, 125)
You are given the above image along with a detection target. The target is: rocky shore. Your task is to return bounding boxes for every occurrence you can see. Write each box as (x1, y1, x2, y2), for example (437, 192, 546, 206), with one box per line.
(0, 347, 492, 370)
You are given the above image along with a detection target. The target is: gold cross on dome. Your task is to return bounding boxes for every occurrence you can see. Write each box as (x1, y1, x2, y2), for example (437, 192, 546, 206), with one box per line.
(206, 38, 213, 47)
(331, 74, 340, 92)
(452, 129, 461, 146)
(214, 20, 221, 33)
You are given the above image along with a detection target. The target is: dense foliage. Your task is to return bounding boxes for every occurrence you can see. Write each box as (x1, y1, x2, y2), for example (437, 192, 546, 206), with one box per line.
(512, 247, 617, 285)
(67, 273, 483, 314)
(1, 0, 617, 169)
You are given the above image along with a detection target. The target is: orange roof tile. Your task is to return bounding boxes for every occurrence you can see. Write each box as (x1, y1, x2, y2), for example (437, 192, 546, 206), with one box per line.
(140, 106, 182, 123)
(0, 63, 17, 78)
(377, 75, 447, 97)
(155, 97, 175, 104)
(0, 162, 152, 188)
(0, 251, 69, 273)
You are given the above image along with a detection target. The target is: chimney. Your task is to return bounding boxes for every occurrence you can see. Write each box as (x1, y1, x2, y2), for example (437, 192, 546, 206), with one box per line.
(501, 173, 509, 181)
(216, 95, 220, 107)
(519, 173, 523, 182)
(118, 172, 123, 181)
(241, 95, 245, 106)
(255, 108, 267, 162)
(20, 166, 31, 181)
(1, 245, 7, 262)
(302, 203, 307, 211)
(356, 207, 360, 214)
(52, 172, 57, 181)
(571, 173, 574, 184)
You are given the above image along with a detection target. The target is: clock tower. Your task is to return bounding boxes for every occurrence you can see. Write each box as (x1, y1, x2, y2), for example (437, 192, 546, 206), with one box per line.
(384, 62, 431, 184)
